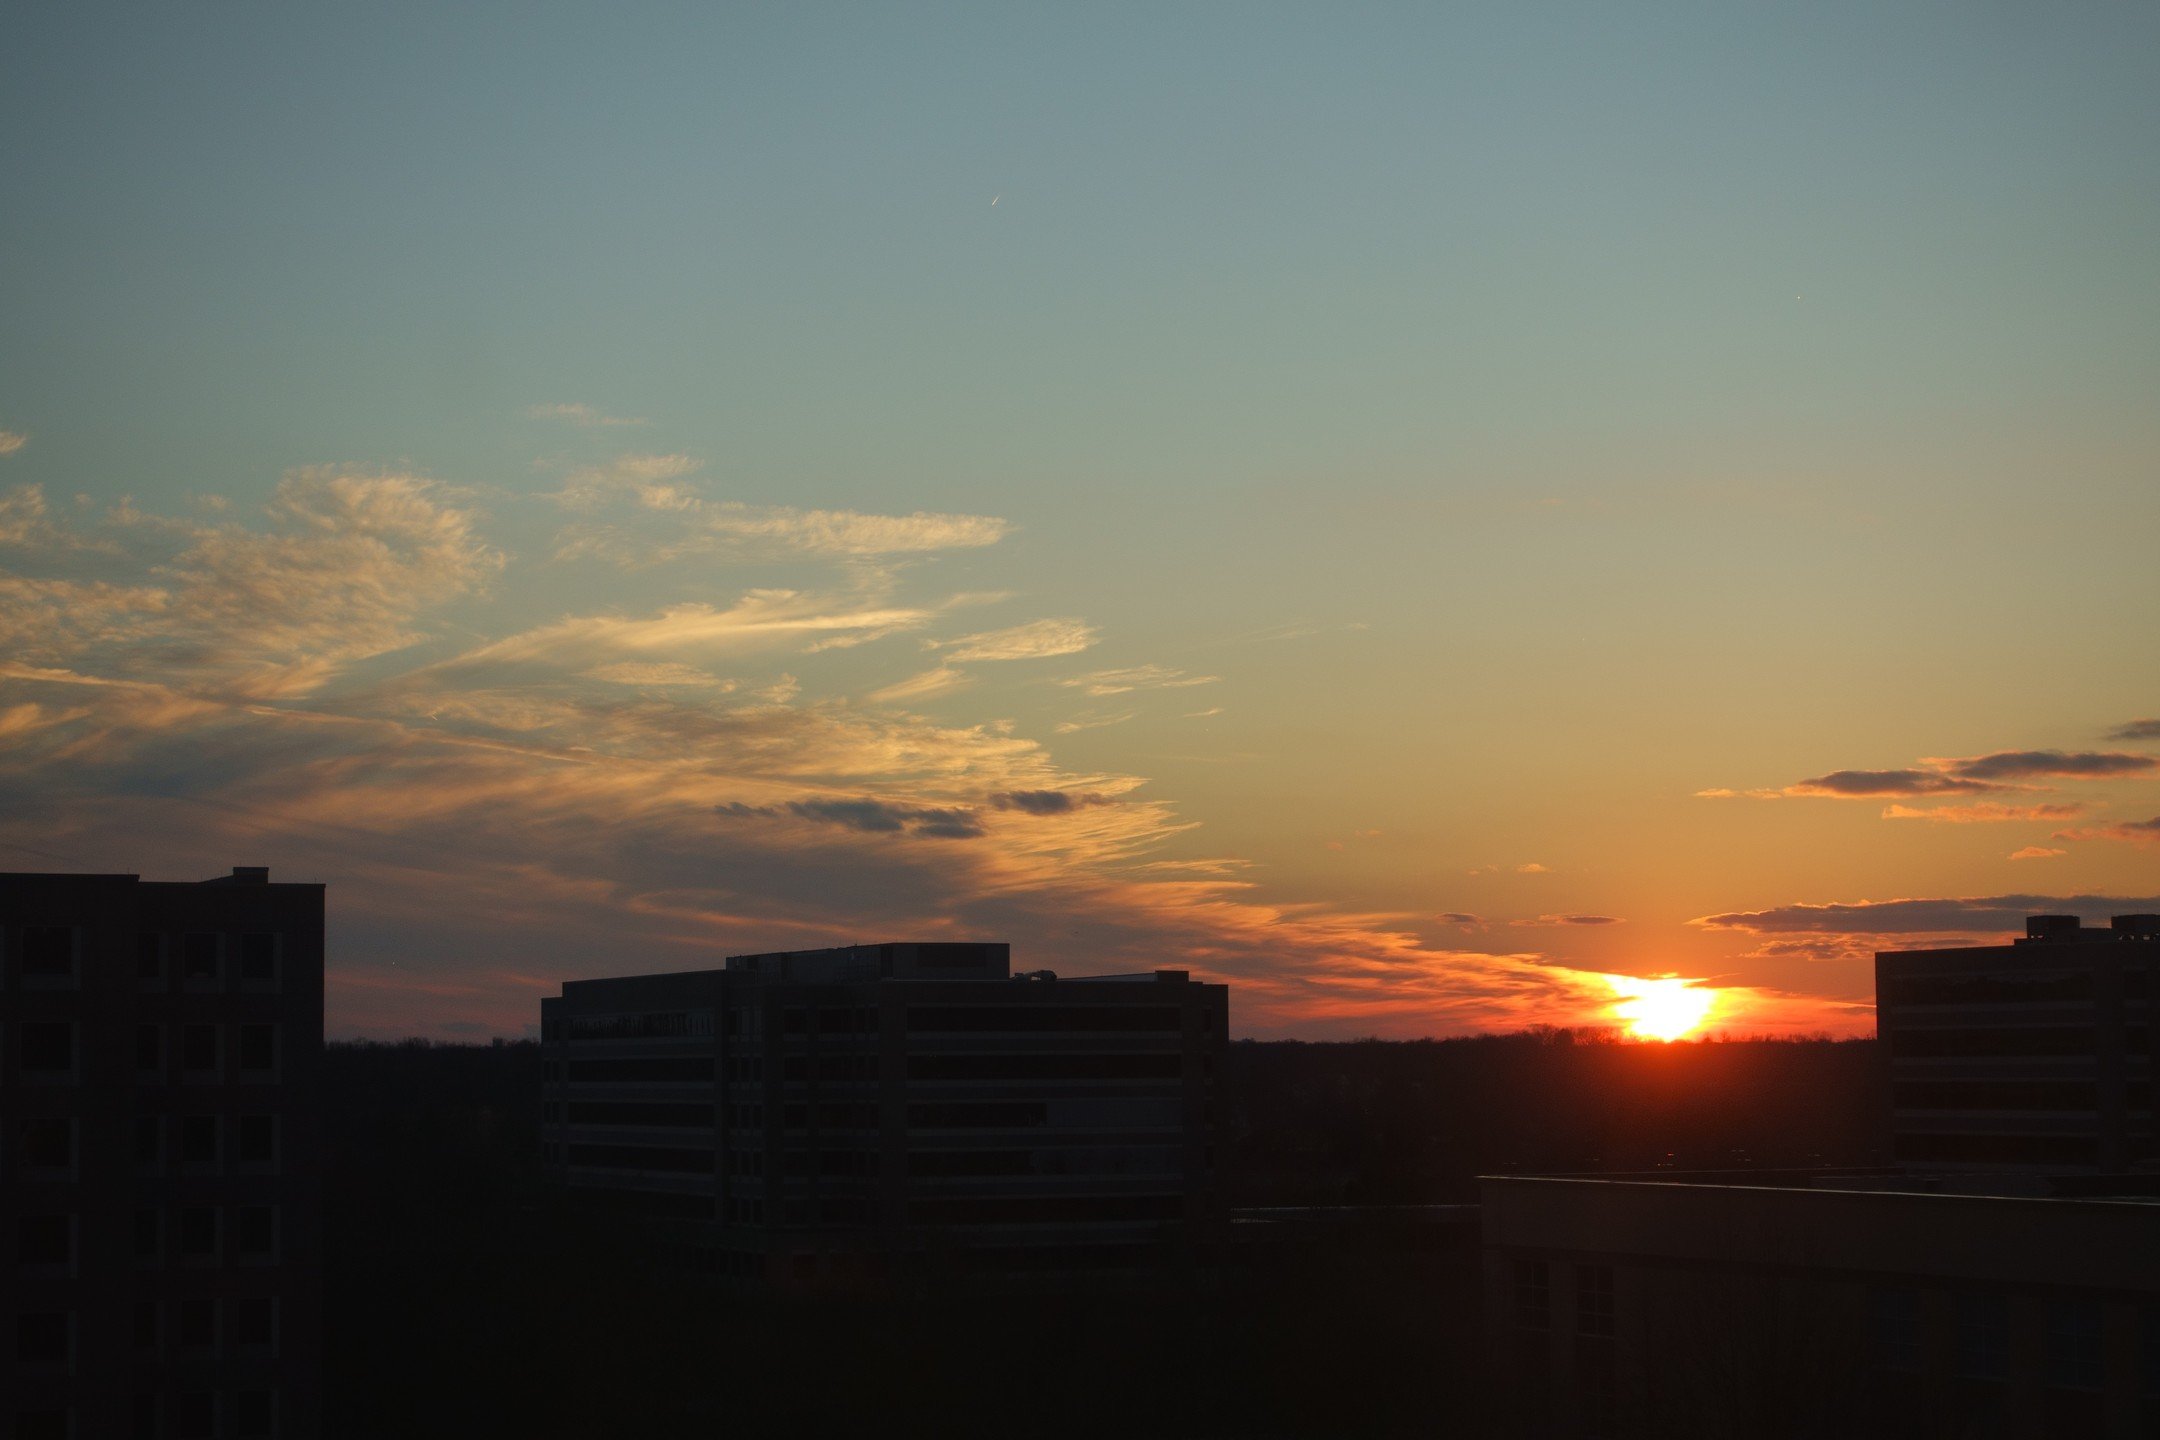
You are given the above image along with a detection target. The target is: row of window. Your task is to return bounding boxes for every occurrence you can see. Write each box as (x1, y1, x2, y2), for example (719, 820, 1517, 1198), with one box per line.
(2, 927, 284, 989)
(1872, 1286, 2112, 1390)
(13, 1206, 283, 1269)
(1889, 1025, 2149, 1058)
(564, 1010, 714, 1041)
(908, 1192, 1186, 1225)
(906, 1052, 1186, 1082)
(4, 1113, 282, 1175)
(1894, 1078, 2154, 1112)
(1511, 1258, 1612, 1337)
(6, 1022, 281, 1079)
(1894, 1132, 2100, 1165)
(14, 1296, 280, 1366)
(14, 1388, 280, 1440)
(719, 1195, 871, 1225)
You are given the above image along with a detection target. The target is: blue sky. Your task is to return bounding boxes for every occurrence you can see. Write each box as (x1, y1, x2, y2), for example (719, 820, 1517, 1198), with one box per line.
(3, 4, 2156, 1036)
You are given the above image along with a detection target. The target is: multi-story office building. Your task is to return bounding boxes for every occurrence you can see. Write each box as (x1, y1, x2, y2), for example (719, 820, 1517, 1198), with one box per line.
(1877, 914, 2159, 1173)
(539, 942, 1226, 1288)
(1483, 1170, 2160, 1439)
(2, 868, 323, 1440)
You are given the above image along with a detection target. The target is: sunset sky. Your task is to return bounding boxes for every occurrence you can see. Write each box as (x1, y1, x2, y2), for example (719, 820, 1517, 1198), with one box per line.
(3, 5, 2156, 1039)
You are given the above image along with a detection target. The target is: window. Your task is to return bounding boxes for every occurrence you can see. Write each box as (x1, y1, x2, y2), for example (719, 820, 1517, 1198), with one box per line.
(137, 930, 164, 981)
(1873, 1287, 1925, 1372)
(24, 1119, 74, 1171)
(177, 1206, 218, 1261)
(182, 1024, 219, 1074)
(19, 1214, 73, 1267)
(2047, 1298, 2105, 1391)
(182, 932, 220, 983)
(239, 932, 277, 983)
(236, 1113, 278, 1166)
(180, 1115, 219, 1166)
(234, 1205, 275, 1260)
(137, 1024, 164, 1073)
(16, 1311, 70, 1365)
(1958, 1294, 2011, 1381)
(176, 1297, 216, 1351)
(15, 1410, 70, 1440)
(232, 1296, 275, 1350)
(134, 1208, 161, 1262)
(238, 1024, 276, 1073)
(234, 1390, 275, 1439)
(134, 1116, 163, 1167)
(1513, 1257, 1551, 1332)
(22, 1022, 74, 1075)
(22, 926, 74, 980)
(1576, 1264, 1616, 1337)
(176, 1391, 215, 1440)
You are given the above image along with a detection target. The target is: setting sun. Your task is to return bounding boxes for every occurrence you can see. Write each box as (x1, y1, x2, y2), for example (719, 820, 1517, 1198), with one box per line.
(1606, 976, 1716, 1042)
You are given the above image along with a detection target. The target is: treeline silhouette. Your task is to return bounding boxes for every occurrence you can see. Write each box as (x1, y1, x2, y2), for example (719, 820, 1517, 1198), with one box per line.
(1227, 1029, 1884, 1205)
(320, 1033, 1881, 1437)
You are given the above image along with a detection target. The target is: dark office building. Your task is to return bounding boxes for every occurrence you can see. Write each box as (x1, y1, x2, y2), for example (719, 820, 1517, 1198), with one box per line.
(1483, 1170, 2160, 1439)
(539, 942, 1226, 1288)
(2, 869, 323, 1440)
(1877, 914, 2160, 1173)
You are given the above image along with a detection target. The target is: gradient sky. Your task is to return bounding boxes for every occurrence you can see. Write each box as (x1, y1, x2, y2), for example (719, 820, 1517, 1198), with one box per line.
(3, 3, 2156, 1039)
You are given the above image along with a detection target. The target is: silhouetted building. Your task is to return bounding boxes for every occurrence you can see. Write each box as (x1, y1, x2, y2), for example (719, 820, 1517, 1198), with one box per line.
(2, 868, 323, 1440)
(1878, 913, 2160, 1174)
(539, 943, 1226, 1288)
(1483, 1171, 2160, 1439)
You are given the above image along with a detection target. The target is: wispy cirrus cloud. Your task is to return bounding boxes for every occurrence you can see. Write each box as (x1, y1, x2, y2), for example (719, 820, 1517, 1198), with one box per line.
(1785, 768, 2006, 797)
(1881, 802, 2085, 823)
(2054, 816, 2160, 848)
(1940, 749, 2156, 781)
(1512, 914, 1623, 927)
(934, 618, 1097, 663)
(2108, 719, 2160, 742)
(2009, 846, 2065, 861)
(868, 665, 971, 706)
(527, 402, 646, 427)
(0, 430, 26, 456)
(0, 470, 500, 699)
(550, 453, 1011, 565)
(0, 460, 1852, 1042)
(1726, 745, 2158, 801)
(1694, 893, 2160, 936)
(1056, 663, 1217, 697)
(989, 789, 1117, 815)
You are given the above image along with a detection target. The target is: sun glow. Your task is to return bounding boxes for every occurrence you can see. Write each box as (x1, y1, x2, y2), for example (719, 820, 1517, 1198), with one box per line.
(1606, 975, 1715, 1042)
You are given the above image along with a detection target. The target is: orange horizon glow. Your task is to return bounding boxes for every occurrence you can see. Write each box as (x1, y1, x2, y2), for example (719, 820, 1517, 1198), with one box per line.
(1605, 975, 1717, 1042)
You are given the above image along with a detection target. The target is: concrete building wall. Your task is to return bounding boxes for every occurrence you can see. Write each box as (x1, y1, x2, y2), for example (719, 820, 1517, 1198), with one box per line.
(2, 868, 323, 1440)
(1482, 1175, 2160, 1439)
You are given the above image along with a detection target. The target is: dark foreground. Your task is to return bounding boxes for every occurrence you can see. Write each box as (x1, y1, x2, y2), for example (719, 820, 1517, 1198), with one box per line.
(322, 1033, 1879, 1437)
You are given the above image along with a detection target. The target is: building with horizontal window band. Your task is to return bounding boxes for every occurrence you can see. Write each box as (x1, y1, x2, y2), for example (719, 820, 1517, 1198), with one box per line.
(1878, 914, 2159, 1174)
(2, 867, 322, 1440)
(539, 943, 1226, 1288)
(1483, 1172, 2160, 1439)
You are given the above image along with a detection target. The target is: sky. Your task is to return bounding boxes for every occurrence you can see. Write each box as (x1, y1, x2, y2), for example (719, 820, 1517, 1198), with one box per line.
(2, 3, 2156, 1040)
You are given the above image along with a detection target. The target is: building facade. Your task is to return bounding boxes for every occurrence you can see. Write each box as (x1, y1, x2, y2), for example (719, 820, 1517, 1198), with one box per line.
(1877, 913, 2160, 1173)
(1, 868, 323, 1440)
(1483, 1172, 2160, 1439)
(539, 943, 1226, 1288)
